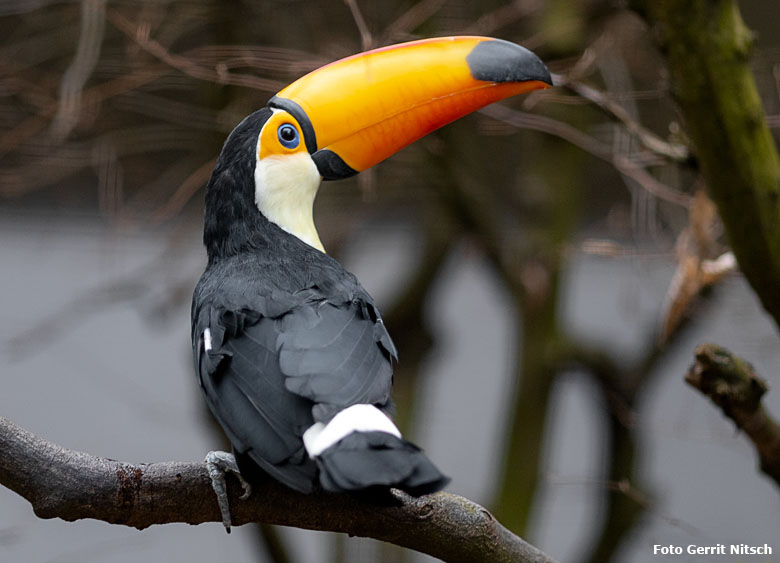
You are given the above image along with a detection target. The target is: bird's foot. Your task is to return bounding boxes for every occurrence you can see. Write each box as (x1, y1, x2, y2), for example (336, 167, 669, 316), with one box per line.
(204, 451, 253, 533)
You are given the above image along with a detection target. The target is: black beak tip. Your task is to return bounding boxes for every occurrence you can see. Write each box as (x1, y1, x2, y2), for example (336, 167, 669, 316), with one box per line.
(466, 38, 552, 87)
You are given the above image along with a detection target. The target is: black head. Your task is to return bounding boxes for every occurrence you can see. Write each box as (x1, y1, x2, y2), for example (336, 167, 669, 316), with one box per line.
(203, 108, 272, 261)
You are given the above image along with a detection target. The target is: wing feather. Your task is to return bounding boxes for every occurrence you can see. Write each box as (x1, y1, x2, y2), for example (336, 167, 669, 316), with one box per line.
(278, 301, 394, 418)
(193, 283, 396, 491)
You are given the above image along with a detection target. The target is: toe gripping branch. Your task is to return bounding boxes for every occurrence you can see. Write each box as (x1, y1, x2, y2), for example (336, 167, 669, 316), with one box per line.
(204, 451, 252, 533)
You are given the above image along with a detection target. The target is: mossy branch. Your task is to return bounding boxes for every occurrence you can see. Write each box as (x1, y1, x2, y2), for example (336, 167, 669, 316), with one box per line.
(685, 344, 780, 486)
(638, 0, 780, 329)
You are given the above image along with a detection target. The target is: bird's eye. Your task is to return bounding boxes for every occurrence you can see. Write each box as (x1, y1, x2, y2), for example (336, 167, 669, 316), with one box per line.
(277, 124, 300, 149)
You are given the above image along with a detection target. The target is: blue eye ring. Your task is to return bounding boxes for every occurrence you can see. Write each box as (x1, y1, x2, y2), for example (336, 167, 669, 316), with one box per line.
(277, 124, 300, 149)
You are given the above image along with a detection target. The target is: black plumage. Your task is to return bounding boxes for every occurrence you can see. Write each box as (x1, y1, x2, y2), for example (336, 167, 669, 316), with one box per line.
(192, 109, 447, 495)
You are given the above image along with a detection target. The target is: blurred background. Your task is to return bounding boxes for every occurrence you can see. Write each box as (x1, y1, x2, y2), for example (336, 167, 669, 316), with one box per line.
(1, 1, 779, 562)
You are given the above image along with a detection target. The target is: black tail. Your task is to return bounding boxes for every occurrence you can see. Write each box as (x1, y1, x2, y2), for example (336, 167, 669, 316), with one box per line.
(315, 431, 449, 496)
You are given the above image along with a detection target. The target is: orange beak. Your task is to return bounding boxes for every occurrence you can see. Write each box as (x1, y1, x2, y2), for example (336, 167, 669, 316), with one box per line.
(268, 36, 552, 180)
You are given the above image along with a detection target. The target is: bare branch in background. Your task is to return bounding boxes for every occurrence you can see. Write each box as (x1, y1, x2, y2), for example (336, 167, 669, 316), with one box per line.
(344, 0, 374, 50)
(150, 157, 217, 224)
(639, 0, 780, 330)
(0, 63, 169, 161)
(460, 0, 542, 37)
(660, 190, 735, 344)
(685, 344, 780, 487)
(0, 0, 62, 16)
(0, 416, 559, 563)
(50, 0, 106, 140)
(479, 104, 693, 207)
(381, 0, 447, 43)
(558, 77, 690, 163)
(181, 45, 327, 77)
(106, 9, 286, 93)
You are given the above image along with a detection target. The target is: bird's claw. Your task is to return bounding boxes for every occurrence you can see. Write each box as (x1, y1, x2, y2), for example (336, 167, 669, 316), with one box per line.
(204, 451, 253, 533)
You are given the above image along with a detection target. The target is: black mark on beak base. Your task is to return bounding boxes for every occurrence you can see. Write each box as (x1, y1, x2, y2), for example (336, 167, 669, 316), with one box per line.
(313, 150, 358, 181)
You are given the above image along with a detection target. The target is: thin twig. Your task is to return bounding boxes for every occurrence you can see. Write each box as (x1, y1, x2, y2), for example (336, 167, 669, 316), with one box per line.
(50, 0, 106, 140)
(344, 0, 373, 51)
(381, 0, 447, 43)
(685, 344, 780, 487)
(559, 77, 690, 163)
(459, 0, 542, 36)
(0, 64, 169, 161)
(151, 157, 217, 224)
(479, 104, 693, 208)
(107, 9, 285, 92)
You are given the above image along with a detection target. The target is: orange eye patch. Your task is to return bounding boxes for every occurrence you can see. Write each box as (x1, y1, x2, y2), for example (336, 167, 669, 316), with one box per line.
(258, 111, 307, 160)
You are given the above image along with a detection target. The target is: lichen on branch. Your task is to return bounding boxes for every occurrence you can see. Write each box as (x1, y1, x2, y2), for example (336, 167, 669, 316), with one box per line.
(686, 344, 780, 486)
(637, 0, 780, 330)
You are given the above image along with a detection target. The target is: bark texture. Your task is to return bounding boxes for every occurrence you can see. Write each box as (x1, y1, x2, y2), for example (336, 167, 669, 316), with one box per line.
(685, 344, 780, 487)
(0, 416, 558, 563)
(638, 0, 780, 330)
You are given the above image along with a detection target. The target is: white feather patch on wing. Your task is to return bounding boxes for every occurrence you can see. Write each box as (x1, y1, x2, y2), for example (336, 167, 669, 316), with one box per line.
(302, 404, 402, 458)
(203, 328, 212, 352)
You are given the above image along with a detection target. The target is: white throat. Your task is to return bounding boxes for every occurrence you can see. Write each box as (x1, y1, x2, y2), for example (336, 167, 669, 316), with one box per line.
(254, 137, 324, 251)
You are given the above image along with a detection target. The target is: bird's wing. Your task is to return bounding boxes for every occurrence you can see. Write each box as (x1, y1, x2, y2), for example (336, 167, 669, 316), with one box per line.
(193, 288, 397, 491)
(276, 295, 396, 420)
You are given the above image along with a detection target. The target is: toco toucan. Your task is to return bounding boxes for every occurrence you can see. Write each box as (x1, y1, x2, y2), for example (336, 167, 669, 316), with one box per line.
(191, 36, 551, 530)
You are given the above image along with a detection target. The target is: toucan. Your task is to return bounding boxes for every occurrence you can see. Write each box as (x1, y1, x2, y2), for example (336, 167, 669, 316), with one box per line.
(191, 36, 551, 531)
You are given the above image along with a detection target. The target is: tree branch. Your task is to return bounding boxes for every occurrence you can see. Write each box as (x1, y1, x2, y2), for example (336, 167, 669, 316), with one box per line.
(0, 416, 557, 563)
(557, 76, 691, 164)
(479, 104, 693, 208)
(685, 344, 780, 487)
(637, 0, 780, 330)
